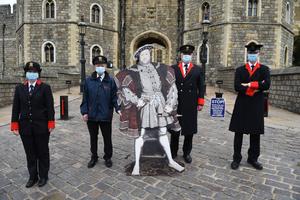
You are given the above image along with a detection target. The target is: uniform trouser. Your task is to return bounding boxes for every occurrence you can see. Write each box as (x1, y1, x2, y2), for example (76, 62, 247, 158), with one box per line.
(87, 121, 112, 160)
(233, 133, 260, 163)
(170, 131, 194, 156)
(20, 130, 50, 180)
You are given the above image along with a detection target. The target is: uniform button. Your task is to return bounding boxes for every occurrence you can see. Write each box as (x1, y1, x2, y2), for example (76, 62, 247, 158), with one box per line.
(180, 90, 183, 92)
(30, 120, 32, 122)
(181, 83, 183, 86)
(30, 113, 32, 116)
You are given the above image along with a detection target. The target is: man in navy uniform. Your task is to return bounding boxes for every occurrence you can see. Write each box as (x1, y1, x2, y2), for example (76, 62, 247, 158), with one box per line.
(229, 42, 271, 170)
(169, 45, 205, 163)
(11, 61, 55, 187)
(80, 55, 121, 168)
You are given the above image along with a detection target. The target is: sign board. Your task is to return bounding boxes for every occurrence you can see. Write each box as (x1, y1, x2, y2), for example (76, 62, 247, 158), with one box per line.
(210, 98, 225, 118)
(66, 80, 72, 85)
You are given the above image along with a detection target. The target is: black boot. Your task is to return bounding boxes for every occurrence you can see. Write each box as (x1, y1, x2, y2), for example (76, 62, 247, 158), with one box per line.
(183, 155, 192, 163)
(25, 178, 38, 188)
(88, 157, 98, 168)
(105, 159, 112, 168)
(231, 161, 240, 170)
(38, 178, 48, 187)
(247, 159, 263, 170)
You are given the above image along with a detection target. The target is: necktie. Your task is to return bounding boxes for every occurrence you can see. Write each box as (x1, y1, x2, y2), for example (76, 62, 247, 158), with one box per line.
(29, 85, 34, 96)
(184, 64, 189, 75)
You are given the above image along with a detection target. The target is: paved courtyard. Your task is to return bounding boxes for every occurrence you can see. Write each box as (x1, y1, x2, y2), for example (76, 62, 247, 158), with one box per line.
(0, 97, 299, 200)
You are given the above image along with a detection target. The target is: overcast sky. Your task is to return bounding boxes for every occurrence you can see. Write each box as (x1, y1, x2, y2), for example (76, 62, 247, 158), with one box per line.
(0, 0, 16, 5)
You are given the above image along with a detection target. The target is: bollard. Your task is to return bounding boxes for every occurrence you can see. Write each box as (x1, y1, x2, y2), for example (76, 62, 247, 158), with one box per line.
(264, 92, 269, 117)
(215, 92, 223, 98)
(216, 80, 224, 98)
(60, 96, 69, 120)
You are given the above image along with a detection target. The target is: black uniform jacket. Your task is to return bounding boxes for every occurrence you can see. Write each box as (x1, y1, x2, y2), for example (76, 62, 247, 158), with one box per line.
(11, 79, 55, 135)
(229, 63, 270, 134)
(171, 62, 205, 135)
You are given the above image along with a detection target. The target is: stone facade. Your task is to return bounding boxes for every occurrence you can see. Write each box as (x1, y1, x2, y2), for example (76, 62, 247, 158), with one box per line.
(14, 0, 119, 76)
(269, 67, 300, 114)
(0, 4, 17, 78)
(295, 1, 300, 35)
(124, 0, 179, 66)
(0, 0, 296, 72)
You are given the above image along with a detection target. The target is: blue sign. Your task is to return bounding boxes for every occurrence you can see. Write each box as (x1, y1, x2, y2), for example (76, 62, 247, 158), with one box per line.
(210, 98, 225, 118)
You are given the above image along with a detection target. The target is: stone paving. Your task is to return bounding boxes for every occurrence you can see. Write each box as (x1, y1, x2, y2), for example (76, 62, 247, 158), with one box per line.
(0, 98, 299, 200)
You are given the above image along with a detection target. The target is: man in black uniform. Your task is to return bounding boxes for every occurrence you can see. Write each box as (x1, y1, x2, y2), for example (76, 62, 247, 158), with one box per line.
(229, 42, 271, 170)
(11, 61, 55, 187)
(80, 56, 121, 168)
(169, 45, 205, 163)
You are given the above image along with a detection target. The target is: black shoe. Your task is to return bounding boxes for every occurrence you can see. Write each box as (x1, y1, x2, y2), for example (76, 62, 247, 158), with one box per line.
(88, 157, 98, 168)
(231, 161, 240, 170)
(247, 159, 263, 170)
(38, 178, 48, 187)
(25, 178, 38, 188)
(105, 159, 112, 168)
(183, 155, 192, 163)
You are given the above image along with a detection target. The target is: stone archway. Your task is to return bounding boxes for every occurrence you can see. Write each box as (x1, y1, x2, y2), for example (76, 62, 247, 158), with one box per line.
(130, 31, 172, 65)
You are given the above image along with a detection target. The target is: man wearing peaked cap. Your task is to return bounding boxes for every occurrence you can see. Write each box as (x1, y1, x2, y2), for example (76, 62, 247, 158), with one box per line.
(23, 61, 42, 73)
(92, 55, 108, 65)
(81, 55, 121, 169)
(229, 42, 271, 170)
(11, 61, 55, 188)
(179, 44, 195, 55)
(169, 44, 205, 164)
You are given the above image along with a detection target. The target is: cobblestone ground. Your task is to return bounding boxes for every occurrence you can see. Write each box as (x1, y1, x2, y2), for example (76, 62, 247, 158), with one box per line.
(0, 98, 299, 200)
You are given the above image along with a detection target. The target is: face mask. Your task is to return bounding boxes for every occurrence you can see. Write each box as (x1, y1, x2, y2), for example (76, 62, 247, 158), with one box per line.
(26, 72, 39, 81)
(182, 55, 192, 63)
(248, 54, 258, 62)
(96, 66, 105, 75)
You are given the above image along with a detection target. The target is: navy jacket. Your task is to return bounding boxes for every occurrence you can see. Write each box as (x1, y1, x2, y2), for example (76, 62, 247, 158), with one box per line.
(80, 71, 120, 122)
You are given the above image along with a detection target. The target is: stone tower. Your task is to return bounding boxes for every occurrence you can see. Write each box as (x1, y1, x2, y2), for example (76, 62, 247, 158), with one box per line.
(0, 4, 16, 78)
(123, 0, 180, 67)
(184, 0, 295, 83)
(16, 0, 119, 75)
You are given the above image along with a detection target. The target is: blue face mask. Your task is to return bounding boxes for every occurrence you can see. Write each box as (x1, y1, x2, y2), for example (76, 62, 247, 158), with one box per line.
(96, 66, 105, 75)
(182, 55, 192, 63)
(26, 72, 39, 81)
(248, 54, 258, 62)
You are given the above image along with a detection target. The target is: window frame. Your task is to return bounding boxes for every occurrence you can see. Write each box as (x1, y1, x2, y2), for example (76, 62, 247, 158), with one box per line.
(41, 41, 56, 64)
(90, 3, 103, 25)
(90, 44, 103, 65)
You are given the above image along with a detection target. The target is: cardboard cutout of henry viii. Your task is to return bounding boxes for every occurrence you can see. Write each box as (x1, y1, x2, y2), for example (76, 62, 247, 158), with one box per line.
(115, 44, 184, 175)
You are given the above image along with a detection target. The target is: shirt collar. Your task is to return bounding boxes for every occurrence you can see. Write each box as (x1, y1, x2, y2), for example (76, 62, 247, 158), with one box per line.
(96, 73, 105, 81)
(28, 80, 37, 88)
(248, 61, 258, 67)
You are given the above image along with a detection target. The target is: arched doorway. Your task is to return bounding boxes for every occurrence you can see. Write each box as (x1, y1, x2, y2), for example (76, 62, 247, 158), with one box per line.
(130, 31, 172, 65)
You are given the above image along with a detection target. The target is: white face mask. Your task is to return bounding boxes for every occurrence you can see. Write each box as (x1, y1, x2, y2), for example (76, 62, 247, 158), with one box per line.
(26, 72, 39, 81)
(95, 66, 105, 75)
(139, 50, 151, 65)
(182, 55, 192, 64)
